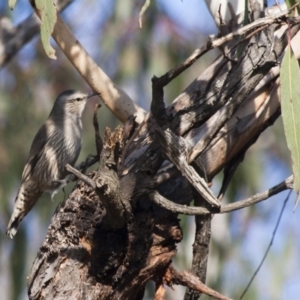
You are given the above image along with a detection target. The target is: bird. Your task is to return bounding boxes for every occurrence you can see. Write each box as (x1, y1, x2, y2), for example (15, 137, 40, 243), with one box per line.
(6, 89, 98, 239)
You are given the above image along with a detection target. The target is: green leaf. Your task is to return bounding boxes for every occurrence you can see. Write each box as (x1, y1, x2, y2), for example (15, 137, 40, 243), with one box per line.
(280, 45, 300, 193)
(35, 0, 57, 59)
(8, 0, 17, 10)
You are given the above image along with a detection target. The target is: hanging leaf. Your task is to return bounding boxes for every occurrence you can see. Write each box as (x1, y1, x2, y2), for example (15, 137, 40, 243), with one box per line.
(280, 45, 300, 198)
(8, 0, 17, 10)
(35, 0, 57, 59)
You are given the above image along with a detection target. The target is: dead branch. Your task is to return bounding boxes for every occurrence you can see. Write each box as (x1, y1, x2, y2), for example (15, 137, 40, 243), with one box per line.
(169, 266, 232, 300)
(184, 192, 211, 300)
(221, 176, 293, 213)
(93, 103, 103, 158)
(149, 191, 213, 215)
(149, 176, 293, 216)
(153, 8, 294, 89)
(66, 164, 96, 188)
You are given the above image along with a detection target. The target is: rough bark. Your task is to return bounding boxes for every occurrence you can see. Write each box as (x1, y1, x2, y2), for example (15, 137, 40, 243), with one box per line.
(27, 9, 300, 300)
(184, 194, 211, 300)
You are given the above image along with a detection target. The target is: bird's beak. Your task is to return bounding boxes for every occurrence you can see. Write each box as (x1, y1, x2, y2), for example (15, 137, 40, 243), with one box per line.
(87, 92, 99, 99)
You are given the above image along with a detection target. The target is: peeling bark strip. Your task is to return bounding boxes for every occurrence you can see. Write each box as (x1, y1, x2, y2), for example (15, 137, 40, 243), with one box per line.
(28, 3, 300, 300)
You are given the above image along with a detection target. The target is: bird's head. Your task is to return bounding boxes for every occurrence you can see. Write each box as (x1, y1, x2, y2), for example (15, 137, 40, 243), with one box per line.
(50, 90, 99, 119)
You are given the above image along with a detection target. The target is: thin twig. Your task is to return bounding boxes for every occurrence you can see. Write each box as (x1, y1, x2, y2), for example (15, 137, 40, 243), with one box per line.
(65, 164, 96, 189)
(221, 176, 293, 213)
(149, 176, 293, 216)
(93, 103, 103, 158)
(149, 191, 213, 215)
(156, 9, 291, 88)
(78, 154, 98, 174)
(239, 189, 292, 300)
(169, 265, 232, 300)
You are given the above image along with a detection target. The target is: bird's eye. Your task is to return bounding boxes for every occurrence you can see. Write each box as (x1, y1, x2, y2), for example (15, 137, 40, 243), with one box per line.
(76, 98, 81, 101)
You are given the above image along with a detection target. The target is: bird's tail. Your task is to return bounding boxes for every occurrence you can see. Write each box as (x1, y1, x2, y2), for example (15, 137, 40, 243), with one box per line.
(6, 183, 42, 239)
(6, 217, 21, 239)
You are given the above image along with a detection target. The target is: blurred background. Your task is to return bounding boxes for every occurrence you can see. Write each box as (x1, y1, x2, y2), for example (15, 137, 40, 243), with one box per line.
(0, 0, 299, 299)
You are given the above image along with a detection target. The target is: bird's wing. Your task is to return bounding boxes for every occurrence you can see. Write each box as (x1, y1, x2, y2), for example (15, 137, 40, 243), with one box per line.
(21, 122, 51, 181)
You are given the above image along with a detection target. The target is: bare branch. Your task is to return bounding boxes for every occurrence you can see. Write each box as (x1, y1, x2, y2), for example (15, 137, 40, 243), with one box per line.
(155, 9, 293, 88)
(93, 103, 103, 159)
(149, 191, 213, 215)
(149, 176, 293, 216)
(66, 164, 96, 188)
(169, 266, 232, 300)
(184, 192, 211, 300)
(30, 1, 146, 123)
(221, 176, 293, 213)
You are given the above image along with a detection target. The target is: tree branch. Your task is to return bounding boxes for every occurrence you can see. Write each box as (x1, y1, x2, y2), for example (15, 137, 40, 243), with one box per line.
(66, 164, 96, 188)
(30, 1, 146, 123)
(149, 176, 293, 216)
(149, 191, 214, 215)
(154, 8, 294, 88)
(221, 175, 293, 213)
(93, 103, 103, 159)
(168, 266, 232, 300)
(184, 192, 211, 300)
(154, 126, 220, 207)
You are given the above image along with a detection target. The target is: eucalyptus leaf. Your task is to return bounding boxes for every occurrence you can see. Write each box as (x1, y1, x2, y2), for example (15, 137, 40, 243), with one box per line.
(35, 0, 57, 59)
(280, 45, 300, 196)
